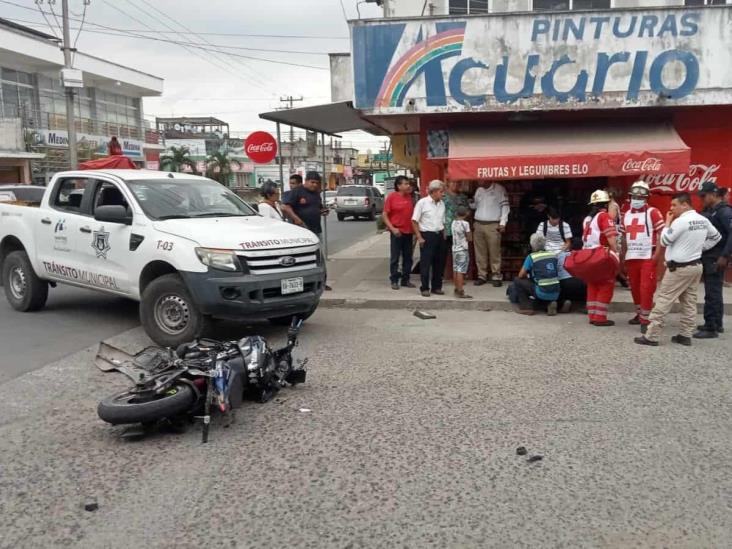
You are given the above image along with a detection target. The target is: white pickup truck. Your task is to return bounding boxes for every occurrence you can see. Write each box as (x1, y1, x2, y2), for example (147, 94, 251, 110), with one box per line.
(0, 170, 325, 346)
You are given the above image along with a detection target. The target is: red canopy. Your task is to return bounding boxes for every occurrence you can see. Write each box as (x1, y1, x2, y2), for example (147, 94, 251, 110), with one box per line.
(79, 156, 138, 170)
(446, 123, 691, 181)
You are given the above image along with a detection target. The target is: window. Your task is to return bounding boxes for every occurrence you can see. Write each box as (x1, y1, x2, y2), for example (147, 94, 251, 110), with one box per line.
(449, 0, 490, 14)
(533, 0, 609, 9)
(53, 179, 90, 213)
(685, 0, 727, 5)
(336, 186, 368, 197)
(93, 182, 129, 213)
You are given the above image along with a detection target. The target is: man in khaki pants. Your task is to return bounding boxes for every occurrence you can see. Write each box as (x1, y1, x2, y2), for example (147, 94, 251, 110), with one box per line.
(472, 181, 510, 287)
(635, 192, 721, 347)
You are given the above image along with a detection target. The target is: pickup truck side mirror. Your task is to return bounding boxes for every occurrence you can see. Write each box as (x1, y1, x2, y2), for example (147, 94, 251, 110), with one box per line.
(95, 205, 132, 225)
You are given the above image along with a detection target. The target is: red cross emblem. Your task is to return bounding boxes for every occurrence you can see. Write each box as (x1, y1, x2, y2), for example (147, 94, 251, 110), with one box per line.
(625, 217, 646, 241)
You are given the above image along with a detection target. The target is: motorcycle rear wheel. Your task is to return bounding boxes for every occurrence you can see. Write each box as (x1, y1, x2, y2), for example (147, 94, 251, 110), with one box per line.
(98, 384, 196, 425)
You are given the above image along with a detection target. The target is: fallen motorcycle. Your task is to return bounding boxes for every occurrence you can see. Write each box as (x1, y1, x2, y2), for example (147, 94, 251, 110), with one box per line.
(96, 318, 307, 442)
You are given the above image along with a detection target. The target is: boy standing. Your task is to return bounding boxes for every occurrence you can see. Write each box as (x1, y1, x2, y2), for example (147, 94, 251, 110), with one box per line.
(452, 206, 473, 299)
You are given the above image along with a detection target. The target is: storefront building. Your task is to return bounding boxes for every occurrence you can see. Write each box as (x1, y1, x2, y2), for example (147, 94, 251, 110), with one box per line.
(0, 19, 163, 183)
(345, 5, 732, 278)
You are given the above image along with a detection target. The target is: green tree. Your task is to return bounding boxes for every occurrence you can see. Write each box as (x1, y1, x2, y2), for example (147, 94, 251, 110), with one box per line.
(160, 145, 196, 173)
(205, 150, 241, 186)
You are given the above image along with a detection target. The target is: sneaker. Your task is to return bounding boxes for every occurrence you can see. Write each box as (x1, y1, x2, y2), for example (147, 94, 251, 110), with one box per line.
(560, 300, 572, 314)
(591, 320, 616, 327)
(401, 281, 416, 288)
(693, 329, 719, 339)
(391, 283, 400, 291)
(491, 280, 503, 288)
(420, 290, 430, 297)
(628, 315, 641, 325)
(671, 335, 692, 346)
(474, 278, 487, 286)
(547, 301, 558, 316)
(634, 336, 659, 347)
(432, 289, 445, 296)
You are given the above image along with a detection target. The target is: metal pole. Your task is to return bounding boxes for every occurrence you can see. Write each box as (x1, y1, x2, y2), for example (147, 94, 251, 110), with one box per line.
(275, 122, 284, 192)
(61, 0, 78, 169)
(321, 133, 328, 260)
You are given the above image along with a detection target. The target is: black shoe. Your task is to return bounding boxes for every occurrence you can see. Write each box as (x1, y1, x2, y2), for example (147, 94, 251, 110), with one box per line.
(401, 281, 416, 288)
(671, 335, 692, 346)
(640, 324, 648, 334)
(697, 324, 724, 334)
(391, 283, 400, 290)
(474, 278, 487, 286)
(420, 290, 430, 297)
(634, 336, 659, 347)
(491, 280, 503, 288)
(560, 300, 572, 314)
(628, 315, 641, 325)
(325, 285, 333, 291)
(432, 289, 445, 296)
(693, 329, 719, 339)
(591, 320, 616, 327)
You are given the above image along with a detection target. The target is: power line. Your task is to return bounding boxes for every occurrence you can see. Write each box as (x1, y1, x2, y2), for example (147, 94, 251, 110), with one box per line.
(33, 0, 59, 38)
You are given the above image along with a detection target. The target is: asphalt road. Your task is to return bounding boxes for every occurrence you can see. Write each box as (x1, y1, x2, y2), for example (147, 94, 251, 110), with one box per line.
(1, 309, 731, 547)
(0, 217, 375, 381)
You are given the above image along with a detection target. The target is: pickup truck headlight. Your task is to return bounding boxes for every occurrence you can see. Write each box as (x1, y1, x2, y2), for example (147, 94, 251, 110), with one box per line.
(195, 248, 241, 272)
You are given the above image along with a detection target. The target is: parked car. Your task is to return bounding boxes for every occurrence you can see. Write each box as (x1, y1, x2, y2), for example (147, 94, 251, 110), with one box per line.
(0, 185, 46, 204)
(335, 185, 385, 221)
(0, 170, 326, 347)
(324, 190, 337, 209)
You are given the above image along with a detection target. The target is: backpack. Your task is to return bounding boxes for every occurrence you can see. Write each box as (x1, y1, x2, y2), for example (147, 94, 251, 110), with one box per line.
(542, 220, 566, 241)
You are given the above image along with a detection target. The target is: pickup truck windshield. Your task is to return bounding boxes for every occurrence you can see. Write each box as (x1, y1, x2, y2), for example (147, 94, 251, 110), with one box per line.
(127, 179, 256, 220)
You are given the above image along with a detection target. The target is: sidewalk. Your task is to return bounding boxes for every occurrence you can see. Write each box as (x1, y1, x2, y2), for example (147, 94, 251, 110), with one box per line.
(322, 231, 732, 313)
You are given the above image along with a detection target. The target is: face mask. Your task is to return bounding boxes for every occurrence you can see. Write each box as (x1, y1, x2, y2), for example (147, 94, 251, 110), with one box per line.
(631, 198, 646, 210)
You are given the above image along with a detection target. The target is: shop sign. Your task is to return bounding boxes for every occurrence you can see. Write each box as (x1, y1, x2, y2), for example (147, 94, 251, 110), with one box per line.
(146, 160, 159, 170)
(35, 129, 144, 159)
(245, 131, 278, 164)
(645, 163, 722, 194)
(352, 9, 732, 113)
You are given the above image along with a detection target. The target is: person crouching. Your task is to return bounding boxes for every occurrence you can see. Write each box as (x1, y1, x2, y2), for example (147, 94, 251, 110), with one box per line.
(514, 233, 561, 316)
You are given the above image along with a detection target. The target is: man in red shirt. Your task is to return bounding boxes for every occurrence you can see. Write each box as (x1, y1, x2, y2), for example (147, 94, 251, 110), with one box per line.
(620, 181, 664, 331)
(383, 176, 416, 290)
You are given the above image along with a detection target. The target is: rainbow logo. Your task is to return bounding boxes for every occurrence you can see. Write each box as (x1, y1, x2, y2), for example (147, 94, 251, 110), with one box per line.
(374, 27, 465, 109)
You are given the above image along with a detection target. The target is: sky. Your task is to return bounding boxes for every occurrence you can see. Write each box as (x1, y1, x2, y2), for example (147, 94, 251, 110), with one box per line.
(2, 0, 387, 152)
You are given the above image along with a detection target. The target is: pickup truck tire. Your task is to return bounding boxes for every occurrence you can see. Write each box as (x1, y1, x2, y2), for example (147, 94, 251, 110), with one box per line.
(97, 383, 196, 425)
(268, 305, 316, 326)
(2, 251, 48, 312)
(337, 213, 345, 221)
(140, 274, 210, 347)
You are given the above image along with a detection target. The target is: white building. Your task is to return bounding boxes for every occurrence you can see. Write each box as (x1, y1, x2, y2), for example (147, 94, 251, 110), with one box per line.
(0, 18, 163, 183)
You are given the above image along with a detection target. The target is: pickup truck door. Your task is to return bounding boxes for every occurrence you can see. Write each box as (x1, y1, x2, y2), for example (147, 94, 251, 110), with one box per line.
(34, 177, 94, 283)
(78, 180, 134, 295)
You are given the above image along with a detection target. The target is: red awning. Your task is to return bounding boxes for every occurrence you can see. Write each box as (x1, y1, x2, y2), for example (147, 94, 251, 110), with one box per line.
(447, 123, 690, 181)
(79, 155, 138, 170)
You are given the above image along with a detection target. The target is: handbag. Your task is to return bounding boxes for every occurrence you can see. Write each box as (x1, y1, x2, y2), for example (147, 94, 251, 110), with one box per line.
(564, 248, 620, 284)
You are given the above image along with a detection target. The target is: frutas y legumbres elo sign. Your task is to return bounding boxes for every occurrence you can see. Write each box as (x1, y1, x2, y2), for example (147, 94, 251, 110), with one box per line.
(351, 8, 732, 114)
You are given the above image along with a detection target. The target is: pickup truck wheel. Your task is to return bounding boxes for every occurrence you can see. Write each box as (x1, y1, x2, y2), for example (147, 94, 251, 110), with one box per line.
(2, 251, 48, 312)
(337, 213, 345, 221)
(140, 274, 210, 347)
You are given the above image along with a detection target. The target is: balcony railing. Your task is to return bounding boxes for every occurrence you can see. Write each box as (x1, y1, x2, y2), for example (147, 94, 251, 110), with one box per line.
(20, 109, 144, 141)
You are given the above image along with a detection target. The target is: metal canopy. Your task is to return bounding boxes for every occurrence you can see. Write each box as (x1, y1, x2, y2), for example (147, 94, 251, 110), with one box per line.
(259, 101, 387, 136)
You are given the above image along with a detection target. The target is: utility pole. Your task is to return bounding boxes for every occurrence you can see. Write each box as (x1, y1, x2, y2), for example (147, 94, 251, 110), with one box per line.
(279, 96, 302, 175)
(61, 0, 78, 169)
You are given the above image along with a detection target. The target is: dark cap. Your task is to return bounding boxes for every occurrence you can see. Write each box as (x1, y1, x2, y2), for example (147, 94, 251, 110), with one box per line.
(698, 181, 728, 196)
(305, 171, 322, 182)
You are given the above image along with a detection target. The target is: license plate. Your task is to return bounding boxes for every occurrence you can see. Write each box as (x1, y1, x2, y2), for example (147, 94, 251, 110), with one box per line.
(281, 277, 304, 295)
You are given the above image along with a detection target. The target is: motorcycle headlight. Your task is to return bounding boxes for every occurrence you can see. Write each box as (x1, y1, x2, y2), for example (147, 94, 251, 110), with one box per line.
(195, 248, 241, 272)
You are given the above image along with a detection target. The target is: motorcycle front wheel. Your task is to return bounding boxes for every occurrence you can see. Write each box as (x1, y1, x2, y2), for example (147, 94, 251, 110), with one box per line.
(98, 383, 196, 425)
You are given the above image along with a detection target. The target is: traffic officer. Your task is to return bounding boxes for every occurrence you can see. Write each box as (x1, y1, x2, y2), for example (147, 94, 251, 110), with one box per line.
(620, 181, 664, 333)
(635, 192, 721, 347)
(694, 181, 732, 339)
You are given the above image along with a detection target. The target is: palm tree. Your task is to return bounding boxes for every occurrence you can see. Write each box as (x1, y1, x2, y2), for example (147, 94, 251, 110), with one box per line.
(160, 145, 196, 173)
(206, 150, 242, 186)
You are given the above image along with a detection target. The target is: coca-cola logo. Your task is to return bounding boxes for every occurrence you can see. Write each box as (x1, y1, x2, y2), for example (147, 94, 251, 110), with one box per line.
(622, 157, 663, 173)
(244, 131, 278, 164)
(645, 164, 721, 194)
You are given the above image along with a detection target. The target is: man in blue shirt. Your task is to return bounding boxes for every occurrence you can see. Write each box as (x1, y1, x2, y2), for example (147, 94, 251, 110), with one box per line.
(514, 233, 561, 316)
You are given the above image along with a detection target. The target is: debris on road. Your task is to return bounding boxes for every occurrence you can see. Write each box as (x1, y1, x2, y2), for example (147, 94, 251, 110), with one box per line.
(527, 455, 544, 463)
(516, 446, 528, 456)
(84, 498, 99, 512)
(299, 408, 312, 413)
(414, 310, 436, 320)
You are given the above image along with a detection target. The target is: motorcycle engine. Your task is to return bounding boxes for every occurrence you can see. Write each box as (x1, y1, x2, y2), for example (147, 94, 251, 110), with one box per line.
(236, 336, 274, 388)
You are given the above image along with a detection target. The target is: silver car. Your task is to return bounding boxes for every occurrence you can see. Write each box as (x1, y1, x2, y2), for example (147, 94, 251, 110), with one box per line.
(335, 185, 385, 221)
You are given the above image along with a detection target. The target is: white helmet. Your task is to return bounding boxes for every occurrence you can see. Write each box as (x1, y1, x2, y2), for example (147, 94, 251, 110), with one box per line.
(629, 180, 650, 198)
(588, 189, 610, 205)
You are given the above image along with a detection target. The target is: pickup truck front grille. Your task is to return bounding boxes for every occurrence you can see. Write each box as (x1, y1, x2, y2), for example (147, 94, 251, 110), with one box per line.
(237, 244, 320, 275)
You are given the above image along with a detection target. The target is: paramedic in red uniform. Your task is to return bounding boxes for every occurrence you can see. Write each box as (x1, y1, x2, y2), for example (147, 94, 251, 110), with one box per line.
(582, 190, 620, 327)
(620, 181, 665, 333)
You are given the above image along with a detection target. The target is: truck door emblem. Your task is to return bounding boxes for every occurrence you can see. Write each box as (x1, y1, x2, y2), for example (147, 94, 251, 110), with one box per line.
(280, 256, 296, 267)
(55, 219, 66, 233)
(92, 228, 111, 259)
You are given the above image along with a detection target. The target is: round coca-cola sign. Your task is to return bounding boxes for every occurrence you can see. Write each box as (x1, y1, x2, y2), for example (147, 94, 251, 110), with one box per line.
(245, 131, 277, 164)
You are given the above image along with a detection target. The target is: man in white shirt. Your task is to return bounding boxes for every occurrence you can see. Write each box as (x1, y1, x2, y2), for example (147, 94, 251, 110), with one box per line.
(412, 180, 446, 297)
(471, 181, 510, 287)
(635, 192, 721, 347)
(535, 207, 572, 253)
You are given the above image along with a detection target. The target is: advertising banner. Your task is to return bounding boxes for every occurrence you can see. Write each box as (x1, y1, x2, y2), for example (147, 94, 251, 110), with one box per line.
(35, 129, 144, 159)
